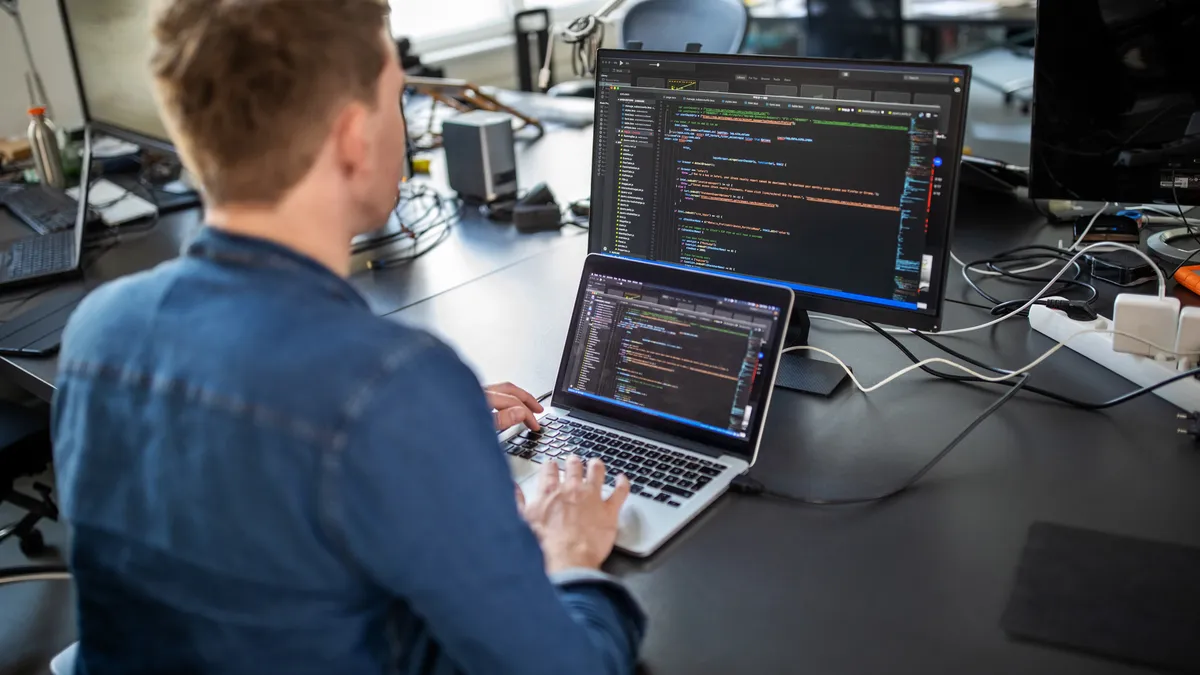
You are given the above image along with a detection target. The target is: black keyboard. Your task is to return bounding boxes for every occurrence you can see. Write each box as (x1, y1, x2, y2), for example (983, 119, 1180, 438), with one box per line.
(1, 185, 93, 235)
(6, 230, 77, 281)
(504, 414, 729, 508)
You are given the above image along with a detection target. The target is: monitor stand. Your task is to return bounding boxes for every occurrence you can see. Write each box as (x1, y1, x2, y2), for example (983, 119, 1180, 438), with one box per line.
(775, 309, 851, 397)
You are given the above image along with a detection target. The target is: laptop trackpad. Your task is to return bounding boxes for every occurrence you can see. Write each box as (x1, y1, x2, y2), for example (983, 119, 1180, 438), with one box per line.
(507, 455, 541, 484)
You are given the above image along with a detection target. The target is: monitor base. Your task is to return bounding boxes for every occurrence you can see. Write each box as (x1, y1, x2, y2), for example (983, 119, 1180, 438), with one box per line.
(774, 310, 850, 397)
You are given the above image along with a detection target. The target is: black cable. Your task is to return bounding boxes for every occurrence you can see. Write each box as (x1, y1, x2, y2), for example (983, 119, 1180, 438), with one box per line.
(869, 320, 1200, 411)
(1167, 172, 1200, 280)
(961, 245, 1099, 317)
(731, 373, 1029, 505)
(945, 298, 996, 312)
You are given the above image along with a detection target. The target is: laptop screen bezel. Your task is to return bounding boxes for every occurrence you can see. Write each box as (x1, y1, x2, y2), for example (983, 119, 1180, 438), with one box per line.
(553, 254, 793, 461)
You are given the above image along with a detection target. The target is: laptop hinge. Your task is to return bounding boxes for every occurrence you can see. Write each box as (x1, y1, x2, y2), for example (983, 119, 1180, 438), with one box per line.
(564, 409, 728, 460)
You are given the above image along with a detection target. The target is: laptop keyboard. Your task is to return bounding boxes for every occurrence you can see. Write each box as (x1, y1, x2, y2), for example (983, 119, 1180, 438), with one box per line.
(7, 230, 76, 280)
(504, 414, 730, 508)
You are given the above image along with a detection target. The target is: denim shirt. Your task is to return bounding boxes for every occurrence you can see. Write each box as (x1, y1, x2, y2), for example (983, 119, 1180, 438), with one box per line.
(51, 227, 646, 675)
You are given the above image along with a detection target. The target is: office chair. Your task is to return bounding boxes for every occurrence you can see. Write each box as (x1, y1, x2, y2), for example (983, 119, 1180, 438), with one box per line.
(621, 0, 749, 54)
(0, 402, 55, 557)
(546, 0, 749, 99)
(804, 0, 904, 61)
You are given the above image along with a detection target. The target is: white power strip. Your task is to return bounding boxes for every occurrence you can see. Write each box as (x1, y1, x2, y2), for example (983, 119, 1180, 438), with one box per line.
(1028, 305, 1200, 413)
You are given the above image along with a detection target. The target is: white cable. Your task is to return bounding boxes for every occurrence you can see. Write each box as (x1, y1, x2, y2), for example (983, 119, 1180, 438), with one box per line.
(788, 326, 1197, 395)
(956, 202, 1109, 279)
(934, 241, 1165, 336)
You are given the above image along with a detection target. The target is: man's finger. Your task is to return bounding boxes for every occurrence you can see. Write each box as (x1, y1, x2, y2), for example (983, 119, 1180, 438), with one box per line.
(563, 456, 584, 487)
(607, 474, 632, 513)
(586, 458, 606, 490)
(494, 406, 539, 432)
(514, 482, 526, 513)
(487, 383, 545, 414)
(535, 459, 559, 497)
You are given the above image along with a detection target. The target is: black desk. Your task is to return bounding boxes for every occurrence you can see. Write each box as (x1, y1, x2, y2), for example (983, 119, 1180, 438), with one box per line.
(5, 120, 1200, 673)
(392, 191, 1200, 674)
(0, 125, 596, 402)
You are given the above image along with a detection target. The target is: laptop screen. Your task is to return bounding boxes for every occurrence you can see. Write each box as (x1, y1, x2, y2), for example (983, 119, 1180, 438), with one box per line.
(555, 256, 792, 460)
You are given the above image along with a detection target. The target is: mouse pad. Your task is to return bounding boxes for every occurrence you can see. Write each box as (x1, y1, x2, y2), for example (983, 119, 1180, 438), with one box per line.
(1001, 522, 1200, 673)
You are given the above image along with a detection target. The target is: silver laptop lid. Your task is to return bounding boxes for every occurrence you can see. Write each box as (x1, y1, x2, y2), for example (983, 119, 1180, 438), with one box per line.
(72, 126, 92, 268)
(553, 254, 793, 464)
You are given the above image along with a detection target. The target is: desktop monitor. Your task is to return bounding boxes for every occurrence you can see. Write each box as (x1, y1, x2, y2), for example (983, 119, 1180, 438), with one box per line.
(58, 0, 175, 152)
(588, 50, 972, 332)
(1030, 1, 1200, 204)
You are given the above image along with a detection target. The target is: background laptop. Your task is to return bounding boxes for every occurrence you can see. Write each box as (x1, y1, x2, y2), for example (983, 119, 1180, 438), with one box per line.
(0, 127, 92, 291)
(502, 254, 793, 557)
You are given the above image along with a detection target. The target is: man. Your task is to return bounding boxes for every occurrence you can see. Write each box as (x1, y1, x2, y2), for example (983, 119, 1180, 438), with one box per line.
(50, 1, 644, 673)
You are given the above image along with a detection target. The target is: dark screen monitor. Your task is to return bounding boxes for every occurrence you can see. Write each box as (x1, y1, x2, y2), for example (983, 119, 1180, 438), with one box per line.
(588, 50, 972, 332)
(1031, 1, 1200, 204)
(58, 0, 176, 153)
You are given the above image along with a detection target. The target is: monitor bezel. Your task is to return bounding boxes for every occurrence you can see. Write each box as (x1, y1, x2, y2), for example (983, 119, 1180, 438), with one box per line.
(587, 48, 973, 333)
(553, 254, 794, 462)
(56, 0, 180, 154)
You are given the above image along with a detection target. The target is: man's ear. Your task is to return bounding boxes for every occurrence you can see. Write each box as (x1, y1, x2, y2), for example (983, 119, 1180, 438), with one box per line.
(331, 102, 370, 180)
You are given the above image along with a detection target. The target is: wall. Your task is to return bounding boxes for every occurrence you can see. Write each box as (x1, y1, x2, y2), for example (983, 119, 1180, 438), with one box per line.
(0, 0, 83, 139)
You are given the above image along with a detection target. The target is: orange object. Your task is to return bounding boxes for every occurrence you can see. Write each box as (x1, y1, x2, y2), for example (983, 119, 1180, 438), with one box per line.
(1175, 265, 1200, 296)
(28, 107, 46, 116)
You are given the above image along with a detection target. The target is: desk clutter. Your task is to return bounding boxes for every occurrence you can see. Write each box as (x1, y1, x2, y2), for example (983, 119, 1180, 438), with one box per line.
(1, 0, 1199, 671)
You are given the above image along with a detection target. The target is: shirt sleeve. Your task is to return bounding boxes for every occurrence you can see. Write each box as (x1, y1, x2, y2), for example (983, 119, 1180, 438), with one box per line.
(331, 338, 646, 675)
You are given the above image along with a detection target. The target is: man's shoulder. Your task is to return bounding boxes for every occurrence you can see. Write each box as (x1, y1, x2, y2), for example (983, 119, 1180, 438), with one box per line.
(61, 258, 470, 392)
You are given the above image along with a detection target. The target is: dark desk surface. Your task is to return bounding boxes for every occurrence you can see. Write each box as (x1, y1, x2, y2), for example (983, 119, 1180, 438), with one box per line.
(5, 119, 1200, 673)
(392, 191, 1200, 674)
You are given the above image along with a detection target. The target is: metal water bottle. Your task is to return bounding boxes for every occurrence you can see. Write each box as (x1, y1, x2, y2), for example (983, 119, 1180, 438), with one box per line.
(28, 107, 65, 189)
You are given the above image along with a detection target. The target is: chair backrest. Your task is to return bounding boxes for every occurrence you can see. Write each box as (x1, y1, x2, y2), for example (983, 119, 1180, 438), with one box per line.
(805, 0, 904, 61)
(620, 0, 749, 54)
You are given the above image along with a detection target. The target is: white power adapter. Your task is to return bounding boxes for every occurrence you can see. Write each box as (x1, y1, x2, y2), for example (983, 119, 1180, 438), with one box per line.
(1176, 306, 1200, 370)
(1112, 294, 1181, 357)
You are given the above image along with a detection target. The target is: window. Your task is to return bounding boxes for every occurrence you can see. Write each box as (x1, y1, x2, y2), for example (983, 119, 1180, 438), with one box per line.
(390, 0, 606, 51)
(390, 0, 513, 43)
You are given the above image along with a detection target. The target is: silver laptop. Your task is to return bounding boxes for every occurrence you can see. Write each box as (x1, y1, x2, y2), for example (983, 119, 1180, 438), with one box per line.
(502, 254, 794, 557)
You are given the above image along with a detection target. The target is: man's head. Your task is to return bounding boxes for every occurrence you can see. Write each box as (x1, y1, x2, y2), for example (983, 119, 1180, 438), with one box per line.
(150, 0, 405, 236)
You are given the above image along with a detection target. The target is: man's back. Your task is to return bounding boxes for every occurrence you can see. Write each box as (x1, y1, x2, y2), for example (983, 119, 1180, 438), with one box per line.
(53, 229, 644, 674)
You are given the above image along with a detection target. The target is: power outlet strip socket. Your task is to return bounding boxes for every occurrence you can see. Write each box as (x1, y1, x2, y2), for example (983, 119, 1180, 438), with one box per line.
(1029, 305, 1200, 413)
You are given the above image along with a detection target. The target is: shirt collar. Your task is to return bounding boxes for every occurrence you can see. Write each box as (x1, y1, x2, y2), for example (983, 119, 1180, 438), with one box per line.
(186, 226, 368, 309)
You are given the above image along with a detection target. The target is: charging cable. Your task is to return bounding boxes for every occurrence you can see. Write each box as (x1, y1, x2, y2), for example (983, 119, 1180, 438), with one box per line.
(785, 323, 1196, 395)
(731, 374, 1030, 505)
(951, 202, 1110, 279)
(933, 241, 1165, 336)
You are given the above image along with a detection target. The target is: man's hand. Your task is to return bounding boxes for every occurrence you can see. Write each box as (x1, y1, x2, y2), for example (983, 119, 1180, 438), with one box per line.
(521, 456, 630, 573)
(485, 382, 545, 432)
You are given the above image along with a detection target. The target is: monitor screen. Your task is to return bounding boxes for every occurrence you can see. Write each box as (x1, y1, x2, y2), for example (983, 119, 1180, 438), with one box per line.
(588, 50, 971, 331)
(555, 258, 791, 458)
(1030, 1, 1200, 204)
(59, 0, 173, 147)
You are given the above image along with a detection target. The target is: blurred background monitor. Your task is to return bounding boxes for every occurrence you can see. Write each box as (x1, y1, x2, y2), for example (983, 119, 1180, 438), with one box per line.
(1031, 0, 1200, 204)
(58, 0, 175, 152)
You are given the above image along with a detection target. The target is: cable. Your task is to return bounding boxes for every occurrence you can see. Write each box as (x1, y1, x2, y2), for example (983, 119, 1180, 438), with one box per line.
(731, 373, 1029, 505)
(789, 320, 1197, 394)
(873, 321, 1200, 411)
(934, 241, 1165, 336)
(960, 246, 1099, 318)
(0, 565, 70, 586)
(954, 203, 1109, 280)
